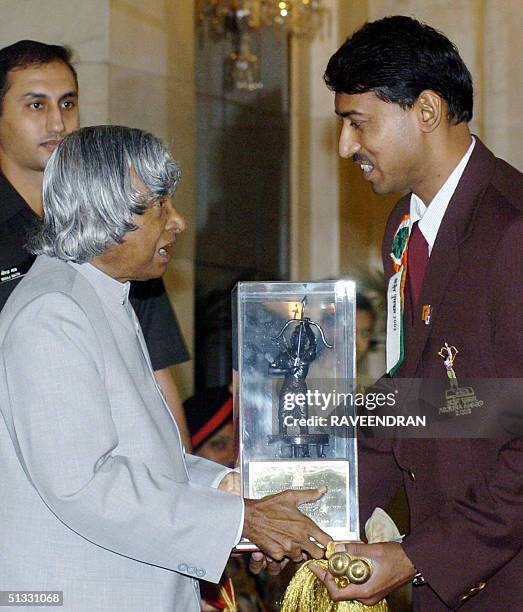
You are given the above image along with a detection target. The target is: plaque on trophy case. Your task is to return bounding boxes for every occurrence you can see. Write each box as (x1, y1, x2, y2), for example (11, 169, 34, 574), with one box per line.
(233, 281, 358, 550)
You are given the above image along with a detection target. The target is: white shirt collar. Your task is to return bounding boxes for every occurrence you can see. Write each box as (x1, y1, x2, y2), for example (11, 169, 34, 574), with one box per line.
(409, 136, 476, 254)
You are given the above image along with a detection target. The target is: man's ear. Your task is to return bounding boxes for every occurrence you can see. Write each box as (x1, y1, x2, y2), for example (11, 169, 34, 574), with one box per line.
(416, 90, 443, 133)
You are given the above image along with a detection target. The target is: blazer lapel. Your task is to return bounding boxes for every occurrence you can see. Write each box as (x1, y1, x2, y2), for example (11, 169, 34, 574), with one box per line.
(401, 137, 496, 376)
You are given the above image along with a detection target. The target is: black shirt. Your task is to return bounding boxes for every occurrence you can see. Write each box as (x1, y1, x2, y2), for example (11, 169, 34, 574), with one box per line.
(0, 171, 189, 370)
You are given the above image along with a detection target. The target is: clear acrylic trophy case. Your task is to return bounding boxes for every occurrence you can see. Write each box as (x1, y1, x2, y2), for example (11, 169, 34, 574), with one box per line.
(233, 281, 358, 549)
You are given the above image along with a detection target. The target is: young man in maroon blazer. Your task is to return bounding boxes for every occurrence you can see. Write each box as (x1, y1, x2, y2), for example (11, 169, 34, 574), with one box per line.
(311, 16, 523, 611)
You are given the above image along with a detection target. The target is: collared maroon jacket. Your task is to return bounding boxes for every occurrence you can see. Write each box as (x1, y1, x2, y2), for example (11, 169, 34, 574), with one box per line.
(359, 138, 523, 610)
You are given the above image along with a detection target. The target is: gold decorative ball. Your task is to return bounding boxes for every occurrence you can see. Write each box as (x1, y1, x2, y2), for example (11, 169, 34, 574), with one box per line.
(347, 558, 372, 584)
(328, 552, 351, 577)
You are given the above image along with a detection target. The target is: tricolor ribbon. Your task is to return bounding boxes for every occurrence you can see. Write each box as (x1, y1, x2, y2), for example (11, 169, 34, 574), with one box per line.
(387, 213, 412, 375)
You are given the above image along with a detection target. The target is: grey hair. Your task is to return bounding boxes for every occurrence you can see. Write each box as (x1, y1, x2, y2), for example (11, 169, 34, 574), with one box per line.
(29, 125, 181, 262)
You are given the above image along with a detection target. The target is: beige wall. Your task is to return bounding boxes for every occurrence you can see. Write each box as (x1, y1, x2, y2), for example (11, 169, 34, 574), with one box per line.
(0, 0, 197, 398)
(0, 0, 110, 125)
(290, 0, 342, 281)
(109, 0, 196, 399)
(483, 0, 523, 168)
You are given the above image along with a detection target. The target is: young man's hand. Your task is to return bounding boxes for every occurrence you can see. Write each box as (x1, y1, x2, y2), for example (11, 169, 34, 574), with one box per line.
(309, 542, 415, 605)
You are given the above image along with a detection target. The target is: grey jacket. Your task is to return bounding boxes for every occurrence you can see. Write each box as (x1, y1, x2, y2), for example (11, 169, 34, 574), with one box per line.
(0, 255, 242, 611)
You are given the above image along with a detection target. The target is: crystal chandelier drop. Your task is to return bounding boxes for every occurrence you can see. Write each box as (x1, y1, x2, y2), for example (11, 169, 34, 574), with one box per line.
(197, 1, 326, 91)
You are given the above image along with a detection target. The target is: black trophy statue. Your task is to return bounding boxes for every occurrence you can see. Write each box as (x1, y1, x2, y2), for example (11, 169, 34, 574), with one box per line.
(268, 297, 332, 458)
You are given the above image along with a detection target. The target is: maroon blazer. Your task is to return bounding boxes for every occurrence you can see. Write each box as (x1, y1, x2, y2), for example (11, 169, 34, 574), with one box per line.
(359, 138, 523, 611)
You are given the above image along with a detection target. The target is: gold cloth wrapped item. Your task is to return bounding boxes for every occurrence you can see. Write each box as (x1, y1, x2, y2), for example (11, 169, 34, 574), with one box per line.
(281, 509, 402, 612)
(280, 559, 389, 612)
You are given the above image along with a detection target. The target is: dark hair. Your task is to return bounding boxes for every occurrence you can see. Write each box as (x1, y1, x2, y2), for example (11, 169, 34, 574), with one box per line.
(356, 292, 376, 320)
(356, 292, 377, 350)
(0, 40, 78, 112)
(324, 15, 473, 124)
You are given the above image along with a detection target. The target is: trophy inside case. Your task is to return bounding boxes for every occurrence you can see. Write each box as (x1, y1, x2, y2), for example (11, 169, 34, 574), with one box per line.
(233, 281, 358, 547)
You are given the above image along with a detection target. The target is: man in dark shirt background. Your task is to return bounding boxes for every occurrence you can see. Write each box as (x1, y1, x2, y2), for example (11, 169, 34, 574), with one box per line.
(0, 39, 192, 448)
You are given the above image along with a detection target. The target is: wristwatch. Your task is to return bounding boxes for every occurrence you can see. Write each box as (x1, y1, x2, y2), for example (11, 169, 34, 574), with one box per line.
(412, 569, 427, 587)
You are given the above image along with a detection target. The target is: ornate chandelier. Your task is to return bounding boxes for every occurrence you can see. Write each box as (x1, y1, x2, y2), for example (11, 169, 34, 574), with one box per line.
(197, 0, 327, 91)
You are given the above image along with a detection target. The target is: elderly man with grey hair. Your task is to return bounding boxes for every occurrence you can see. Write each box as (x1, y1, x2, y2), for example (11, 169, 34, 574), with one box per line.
(0, 125, 329, 612)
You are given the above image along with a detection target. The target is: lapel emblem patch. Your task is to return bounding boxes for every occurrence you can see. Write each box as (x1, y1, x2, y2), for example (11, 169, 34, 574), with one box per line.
(438, 342, 483, 417)
(421, 304, 432, 325)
